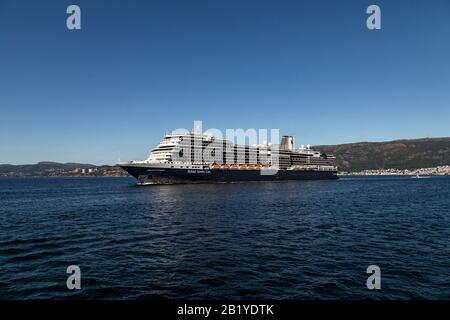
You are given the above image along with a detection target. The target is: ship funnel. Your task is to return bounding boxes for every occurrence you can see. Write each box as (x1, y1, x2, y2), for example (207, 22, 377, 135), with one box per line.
(280, 135, 294, 151)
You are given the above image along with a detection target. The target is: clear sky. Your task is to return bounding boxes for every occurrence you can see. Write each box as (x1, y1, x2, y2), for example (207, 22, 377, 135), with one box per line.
(1, 0, 449, 165)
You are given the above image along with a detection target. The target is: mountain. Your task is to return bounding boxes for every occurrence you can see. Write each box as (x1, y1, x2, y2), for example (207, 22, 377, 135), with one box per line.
(0, 162, 95, 175)
(315, 137, 450, 172)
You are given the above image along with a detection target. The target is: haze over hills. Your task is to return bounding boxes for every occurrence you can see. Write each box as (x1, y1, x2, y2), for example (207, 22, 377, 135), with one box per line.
(1, 137, 449, 175)
(315, 137, 450, 172)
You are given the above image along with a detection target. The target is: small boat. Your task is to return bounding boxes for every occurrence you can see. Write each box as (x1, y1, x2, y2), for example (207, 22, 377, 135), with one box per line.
(412, 174, 431, 179)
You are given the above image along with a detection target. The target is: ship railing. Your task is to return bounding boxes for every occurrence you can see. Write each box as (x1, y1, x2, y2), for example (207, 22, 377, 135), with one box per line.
(288, 165, 337, 171)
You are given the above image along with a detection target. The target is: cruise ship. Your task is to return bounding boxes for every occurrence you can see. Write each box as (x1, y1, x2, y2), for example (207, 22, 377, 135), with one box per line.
(118, 131, 338, 184)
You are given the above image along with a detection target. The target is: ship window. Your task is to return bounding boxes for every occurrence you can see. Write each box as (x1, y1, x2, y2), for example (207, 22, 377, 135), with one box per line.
(147, 175, 153, 179)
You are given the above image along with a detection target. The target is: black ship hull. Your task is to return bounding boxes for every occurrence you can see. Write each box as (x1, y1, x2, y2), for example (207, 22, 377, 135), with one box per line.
(119, 165, 339, 185)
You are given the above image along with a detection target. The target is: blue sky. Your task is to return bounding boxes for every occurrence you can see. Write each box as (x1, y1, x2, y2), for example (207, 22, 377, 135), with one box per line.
(1, 0, 449, 165)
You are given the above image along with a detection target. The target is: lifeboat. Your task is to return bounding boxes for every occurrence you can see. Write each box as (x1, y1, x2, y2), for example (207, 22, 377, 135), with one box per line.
(221, 164, 230, 169)
(230, 164, 239, 169)
(210, 162, 221, 169)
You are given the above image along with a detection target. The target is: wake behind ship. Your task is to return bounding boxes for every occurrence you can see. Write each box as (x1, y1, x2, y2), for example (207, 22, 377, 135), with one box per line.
(118, 131, 338, 185)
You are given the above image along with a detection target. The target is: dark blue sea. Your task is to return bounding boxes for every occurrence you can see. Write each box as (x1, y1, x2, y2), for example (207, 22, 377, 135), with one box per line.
(0, 176, 449, 299)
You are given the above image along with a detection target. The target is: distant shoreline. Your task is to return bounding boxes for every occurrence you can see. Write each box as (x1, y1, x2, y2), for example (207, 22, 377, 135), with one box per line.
(339, 165, 450, 176)
(2, 166, 449, 179)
